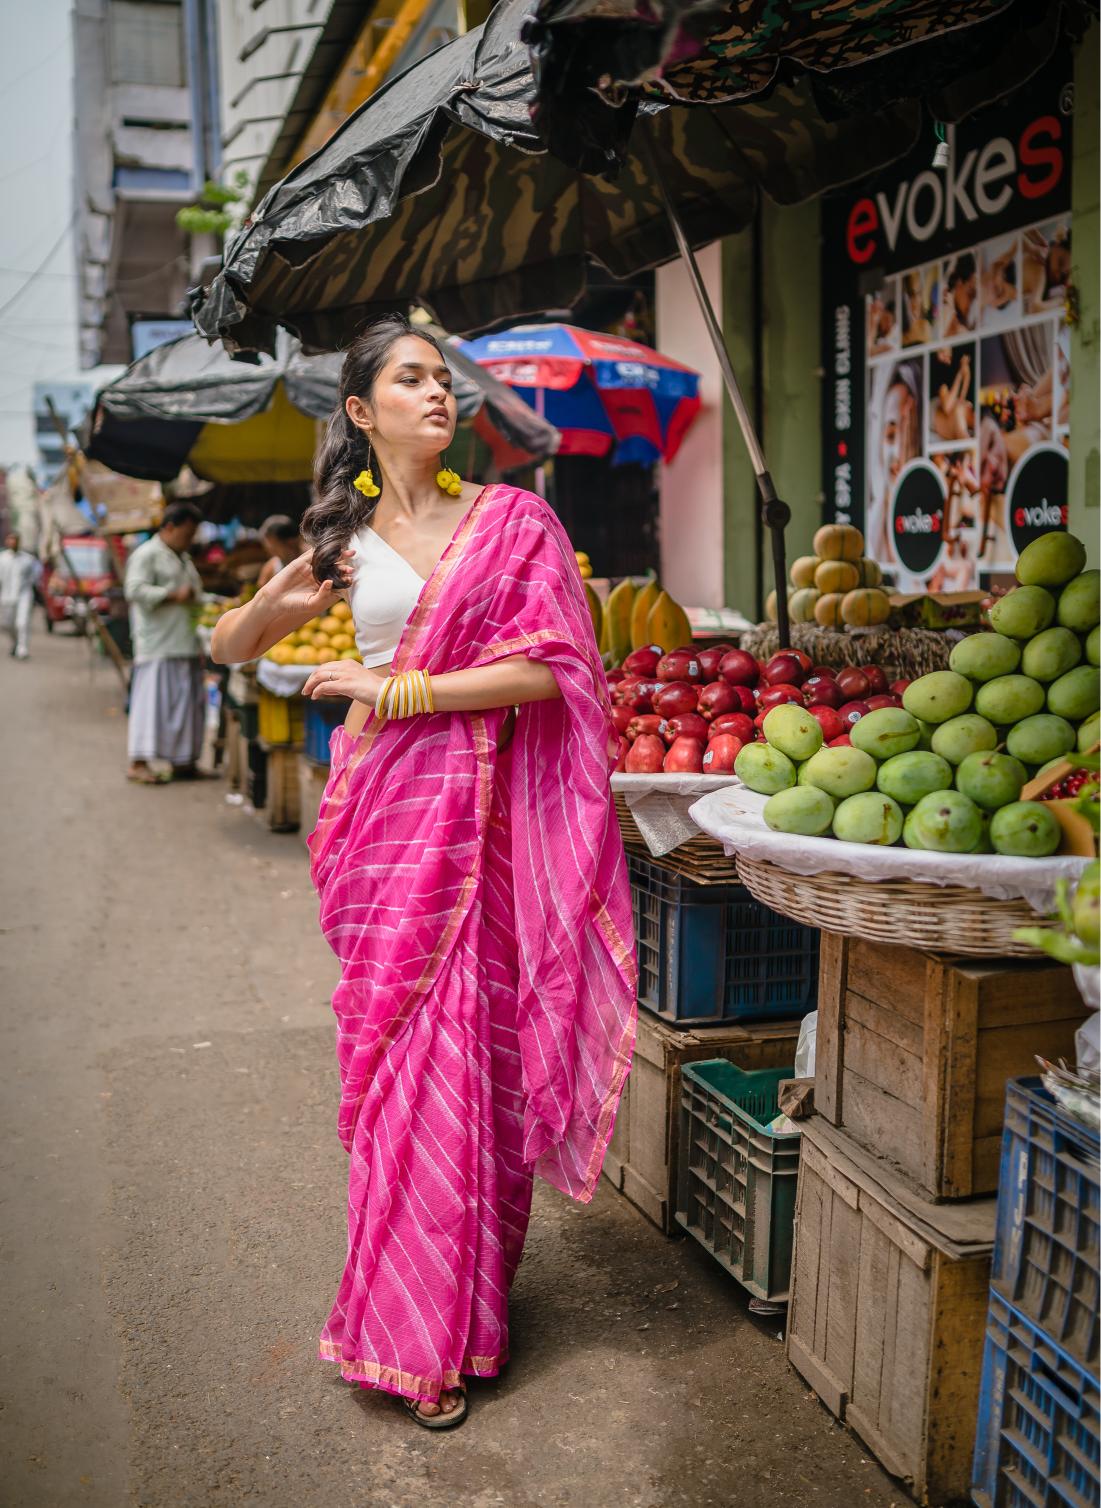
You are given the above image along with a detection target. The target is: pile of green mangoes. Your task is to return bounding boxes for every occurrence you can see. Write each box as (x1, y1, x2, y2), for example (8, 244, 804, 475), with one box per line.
(735, 531, 1100, 857)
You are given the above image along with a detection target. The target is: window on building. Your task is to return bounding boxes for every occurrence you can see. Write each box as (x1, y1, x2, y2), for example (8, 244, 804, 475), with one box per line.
(109, 1, 185, 87)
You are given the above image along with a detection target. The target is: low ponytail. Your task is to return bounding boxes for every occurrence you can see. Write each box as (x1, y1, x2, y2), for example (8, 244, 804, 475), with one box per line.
(303, 408, 370, 588)
(302, 314, 448, 587)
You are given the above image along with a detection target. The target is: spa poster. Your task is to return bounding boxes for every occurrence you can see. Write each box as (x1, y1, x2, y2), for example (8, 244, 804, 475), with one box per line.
(821, 58, 1074, 592)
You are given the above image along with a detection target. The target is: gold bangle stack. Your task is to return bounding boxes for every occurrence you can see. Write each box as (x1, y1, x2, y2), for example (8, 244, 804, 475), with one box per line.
(375, 669, 434, 720)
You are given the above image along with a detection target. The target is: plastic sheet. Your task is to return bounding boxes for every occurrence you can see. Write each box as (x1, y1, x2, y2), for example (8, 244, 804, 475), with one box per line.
(689, 781, 1091, 915)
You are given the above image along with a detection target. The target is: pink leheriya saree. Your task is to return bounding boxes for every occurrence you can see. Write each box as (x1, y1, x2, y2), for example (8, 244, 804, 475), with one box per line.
(308, 483, 638, 1403)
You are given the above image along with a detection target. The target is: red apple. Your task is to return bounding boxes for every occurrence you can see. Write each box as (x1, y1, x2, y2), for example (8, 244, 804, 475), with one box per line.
(764, 651, 807, 686)
(859, 665, 889, 696)
(611, 704, 634, 734)
(754, 710, 769, 731)
(836, 667, 871, 700)
(724, 684, 756, 714)
(802, 675, 844, 709)
(890, 679, 912, 697)
(627, 713, 664, 742)
(702, 734, 742, 773)
(657, 649, 704, 684)
(696, 644, 735, 681)
(606, 667, 627, 686)
(828, 734, 852, 748)
(652, 682, 699, 719)
(660, 712, 709, 746)
(838, 699, 870, 726)
(866, 693, 902, 711)
(791, 649, 814, 672)
(710, 712, 755, 745)
(623, 646, 663, 678)
(698, 681, 743, 721)
(758, 683, 806, 711)
(625, 734, 666, 773)
(613, 735, 629, 771)
(810, 665, 838, 679)
(663, 736, 705, 773)
(806, 704, 844, 742)
(719, 649, 759, 687)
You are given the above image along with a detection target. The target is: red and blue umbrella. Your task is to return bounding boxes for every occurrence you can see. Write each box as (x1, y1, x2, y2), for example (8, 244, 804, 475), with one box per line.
(460, 323, 701, 466)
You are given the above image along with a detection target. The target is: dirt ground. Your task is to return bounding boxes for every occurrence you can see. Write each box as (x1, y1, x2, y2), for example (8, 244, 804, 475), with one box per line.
(0, 627, 902, 1508)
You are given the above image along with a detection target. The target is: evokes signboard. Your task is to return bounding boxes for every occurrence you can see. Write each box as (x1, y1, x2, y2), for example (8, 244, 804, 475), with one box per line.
(822, 60, 1073, 590)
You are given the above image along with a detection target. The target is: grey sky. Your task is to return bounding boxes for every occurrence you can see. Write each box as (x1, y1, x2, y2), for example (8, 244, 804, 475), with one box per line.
(0, 0, 121, 471)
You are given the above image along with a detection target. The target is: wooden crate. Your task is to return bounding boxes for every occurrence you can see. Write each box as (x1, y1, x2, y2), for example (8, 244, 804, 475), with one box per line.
(259, 744, 300, 833)
(816, 932, 1087, 1201)
(788, 1116, 995, 1505)
(298, 755, 329, 847)
(604, 1009, 802, 1233)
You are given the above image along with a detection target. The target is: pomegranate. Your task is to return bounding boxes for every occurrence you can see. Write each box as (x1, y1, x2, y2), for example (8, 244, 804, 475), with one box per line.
(758, 684, 806, 711)
(828, 734, 853, 747)
(802, 675, 844, 709)
(806, 704, 845, 742)
(660, 712, 709, 746)
(663, 736, 705, 773)
(710, 712, 755, 745)
(836, 667, 871, 700)
(656, 649, 703, 684)
(702, 734, 742, 772)
(623, 646, 663, 678)
(890, 678, 912, 697)
(652, 682, 699, 719)
(838, 699, 870, 726)
(698, 681, 742, 721)
(625, 734, 665, 773)
(696, 643, 736, 681)
(626, 713, 664, 742)
(866, 693, 902, 710)
(763, 651, 807, 686)
(719, 649, 759, 687)
(859, 665, 889, 695)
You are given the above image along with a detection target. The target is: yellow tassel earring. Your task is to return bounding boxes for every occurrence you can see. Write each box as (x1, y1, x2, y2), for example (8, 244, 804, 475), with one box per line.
(435, 459, 463, 497)
(354, 434, 381, 499)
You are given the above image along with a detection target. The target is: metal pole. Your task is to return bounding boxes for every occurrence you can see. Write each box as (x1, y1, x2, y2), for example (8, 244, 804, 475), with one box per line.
(640, 134, 792, 649)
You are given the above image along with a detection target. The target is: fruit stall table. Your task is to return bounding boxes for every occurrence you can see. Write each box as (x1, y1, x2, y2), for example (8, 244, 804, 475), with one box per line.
(688, 782, 1094, 1505)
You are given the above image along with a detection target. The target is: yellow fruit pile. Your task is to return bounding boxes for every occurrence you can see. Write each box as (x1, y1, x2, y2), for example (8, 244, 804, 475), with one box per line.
(264, 599, 361, 666)
(768, 525, 892, 630)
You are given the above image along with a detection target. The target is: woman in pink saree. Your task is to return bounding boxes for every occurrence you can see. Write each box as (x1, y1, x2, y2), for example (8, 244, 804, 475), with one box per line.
(212, 318, 637, 1430)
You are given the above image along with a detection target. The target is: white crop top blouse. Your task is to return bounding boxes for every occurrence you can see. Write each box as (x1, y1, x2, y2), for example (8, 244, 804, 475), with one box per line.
(347, 525, 424, 668)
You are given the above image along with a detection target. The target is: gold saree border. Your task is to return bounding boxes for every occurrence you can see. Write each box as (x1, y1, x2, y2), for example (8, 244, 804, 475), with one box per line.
(319, 1340, 509, 1398)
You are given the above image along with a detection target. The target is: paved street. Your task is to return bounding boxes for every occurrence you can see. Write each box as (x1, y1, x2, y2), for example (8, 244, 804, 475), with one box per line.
(0, 627, 900, 1508)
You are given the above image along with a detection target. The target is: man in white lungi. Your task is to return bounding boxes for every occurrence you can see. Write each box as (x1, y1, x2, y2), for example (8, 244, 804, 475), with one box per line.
(123, 502, 206, 784)
(0, 531, 41, 660)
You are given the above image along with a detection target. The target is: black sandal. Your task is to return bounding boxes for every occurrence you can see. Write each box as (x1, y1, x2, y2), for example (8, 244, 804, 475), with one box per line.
(400, 1386, 468, 1431)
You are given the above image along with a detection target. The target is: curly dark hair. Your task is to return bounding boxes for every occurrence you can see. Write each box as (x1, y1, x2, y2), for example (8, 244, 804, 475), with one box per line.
(301, 315, 447, 586)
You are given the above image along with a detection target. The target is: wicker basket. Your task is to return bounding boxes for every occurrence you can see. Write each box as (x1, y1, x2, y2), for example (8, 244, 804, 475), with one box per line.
(614, 792, 739, 885)
(734, 854, 1055, 958)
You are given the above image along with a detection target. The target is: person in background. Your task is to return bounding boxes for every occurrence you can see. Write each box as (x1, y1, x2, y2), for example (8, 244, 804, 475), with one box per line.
(0, 530, 41, 660)
(123, 502, 206, 784)
(257, 514, 304, 588)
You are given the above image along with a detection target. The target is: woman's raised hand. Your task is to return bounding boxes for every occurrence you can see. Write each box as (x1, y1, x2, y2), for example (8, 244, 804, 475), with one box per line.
(259, 548, 354, 617)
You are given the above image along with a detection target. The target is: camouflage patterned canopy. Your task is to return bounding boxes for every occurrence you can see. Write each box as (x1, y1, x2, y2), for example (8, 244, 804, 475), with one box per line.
(194, 0, 946, 352)
(526, 0, 1080, 106)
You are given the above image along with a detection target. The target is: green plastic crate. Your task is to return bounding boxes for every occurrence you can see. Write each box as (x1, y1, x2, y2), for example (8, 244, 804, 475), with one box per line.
(676, 1060, 800, 1303)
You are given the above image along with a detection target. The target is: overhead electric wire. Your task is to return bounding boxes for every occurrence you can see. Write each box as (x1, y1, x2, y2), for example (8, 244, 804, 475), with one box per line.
(0, 216, 75, 324)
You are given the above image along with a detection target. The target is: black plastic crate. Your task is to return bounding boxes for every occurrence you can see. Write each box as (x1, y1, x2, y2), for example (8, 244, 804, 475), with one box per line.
(626, 850, 818, 1027)
(992, 1077, 1099, 1370)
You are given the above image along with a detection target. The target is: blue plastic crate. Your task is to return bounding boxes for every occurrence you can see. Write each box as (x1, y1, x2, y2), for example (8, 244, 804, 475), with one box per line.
(627, 850, 818, 1027)
(303, 696, 351, 765)
(676, 1060, 800, 1302)
(972, 1290, 1100, 1508)
(992, 1078, 1099, 1371)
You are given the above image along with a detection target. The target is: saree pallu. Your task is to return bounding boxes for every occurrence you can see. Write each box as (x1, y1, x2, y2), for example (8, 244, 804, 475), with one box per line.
(309, 484, 638, 1402)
